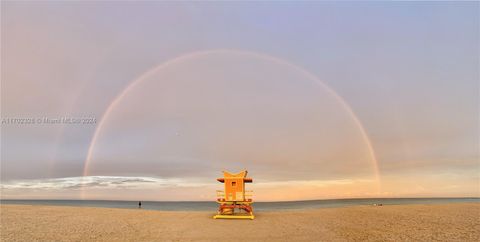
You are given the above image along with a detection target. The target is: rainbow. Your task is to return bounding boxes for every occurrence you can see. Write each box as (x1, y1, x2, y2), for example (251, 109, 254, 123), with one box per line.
(82, 49, 381, 197)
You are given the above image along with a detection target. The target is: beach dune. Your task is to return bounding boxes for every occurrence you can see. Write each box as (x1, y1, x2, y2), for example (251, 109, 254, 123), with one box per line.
(1, 203, 479, 241)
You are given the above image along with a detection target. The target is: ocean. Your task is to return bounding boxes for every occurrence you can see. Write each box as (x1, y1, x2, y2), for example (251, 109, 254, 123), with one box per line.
(1, 197, 478, 211)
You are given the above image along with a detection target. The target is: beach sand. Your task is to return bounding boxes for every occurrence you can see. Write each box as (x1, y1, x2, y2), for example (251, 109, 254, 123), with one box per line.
(1, 203, 479, 241)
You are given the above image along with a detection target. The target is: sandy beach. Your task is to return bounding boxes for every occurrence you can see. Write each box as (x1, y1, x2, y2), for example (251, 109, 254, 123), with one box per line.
(1, 203, 479, 241)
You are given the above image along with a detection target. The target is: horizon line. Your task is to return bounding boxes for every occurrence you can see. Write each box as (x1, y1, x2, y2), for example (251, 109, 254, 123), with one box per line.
(2, 196, 479, 203)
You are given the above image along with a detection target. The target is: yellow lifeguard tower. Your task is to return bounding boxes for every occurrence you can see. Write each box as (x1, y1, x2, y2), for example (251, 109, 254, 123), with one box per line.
(213, 170, 254, 219)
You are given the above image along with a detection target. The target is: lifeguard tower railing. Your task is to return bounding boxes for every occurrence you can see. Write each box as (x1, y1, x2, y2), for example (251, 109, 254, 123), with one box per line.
(216, 190, 253, 202)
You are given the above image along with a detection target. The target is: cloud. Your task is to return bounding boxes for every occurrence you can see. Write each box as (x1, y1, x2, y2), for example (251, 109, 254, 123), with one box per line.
(256, 179, 372, 187)
(0, 176, 185, 190)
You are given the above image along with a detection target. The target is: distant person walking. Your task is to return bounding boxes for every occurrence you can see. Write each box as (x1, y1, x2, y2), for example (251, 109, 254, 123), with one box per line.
(138, 201, 142, 209)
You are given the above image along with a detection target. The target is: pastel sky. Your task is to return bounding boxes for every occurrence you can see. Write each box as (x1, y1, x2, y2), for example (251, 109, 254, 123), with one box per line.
(1, 1, 478, 201)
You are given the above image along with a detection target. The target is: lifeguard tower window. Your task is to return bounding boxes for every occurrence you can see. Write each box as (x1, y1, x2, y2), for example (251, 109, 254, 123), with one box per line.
(232, 182, 236, 186)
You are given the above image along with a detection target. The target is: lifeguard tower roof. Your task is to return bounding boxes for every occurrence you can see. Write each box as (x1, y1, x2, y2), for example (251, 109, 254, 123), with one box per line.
(217, 170, 252, 183)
